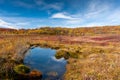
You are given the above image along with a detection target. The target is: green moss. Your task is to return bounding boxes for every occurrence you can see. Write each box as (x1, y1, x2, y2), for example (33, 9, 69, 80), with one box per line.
(55, 49, 66, 59)
(55, 48, 80, 59)
(14, 64, 30, 74)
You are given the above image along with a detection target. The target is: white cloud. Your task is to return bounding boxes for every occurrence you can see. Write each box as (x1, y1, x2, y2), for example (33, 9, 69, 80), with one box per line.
(85, 7, 109, 19)
(85, 0, 110, 18)
(51, 13, 76, 19)
(0, 0, 120, 28)
(0, 17, 58, 29)
(107, 9, 120, 22)
(0, 19, 17, 29)
(55, 0, 120, 27)
(0, 18, 31, 29)
(50, 0, 112, 26)
(82, 0, 120, 26)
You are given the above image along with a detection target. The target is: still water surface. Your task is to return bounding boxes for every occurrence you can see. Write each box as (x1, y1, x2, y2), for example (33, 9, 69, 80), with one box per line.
(24, 47, 67, 80)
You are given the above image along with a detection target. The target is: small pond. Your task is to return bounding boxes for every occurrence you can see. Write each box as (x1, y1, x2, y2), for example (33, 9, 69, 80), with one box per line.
(24, 47, 67, 80)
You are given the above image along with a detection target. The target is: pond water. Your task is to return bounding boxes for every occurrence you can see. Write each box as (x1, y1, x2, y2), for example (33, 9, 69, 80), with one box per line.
(24, 47, 67, 80)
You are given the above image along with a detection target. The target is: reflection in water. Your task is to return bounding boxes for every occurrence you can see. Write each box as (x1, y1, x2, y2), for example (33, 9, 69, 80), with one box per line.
(24, 47, 67, 80)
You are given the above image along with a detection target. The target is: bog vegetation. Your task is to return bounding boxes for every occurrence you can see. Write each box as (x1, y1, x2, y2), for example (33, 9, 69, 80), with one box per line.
(0, 26, 120, 80)
(1, 26, 120, 35)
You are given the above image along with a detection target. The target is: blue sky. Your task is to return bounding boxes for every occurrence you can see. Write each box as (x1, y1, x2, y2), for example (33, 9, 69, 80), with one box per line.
(0, 0, 120, 29)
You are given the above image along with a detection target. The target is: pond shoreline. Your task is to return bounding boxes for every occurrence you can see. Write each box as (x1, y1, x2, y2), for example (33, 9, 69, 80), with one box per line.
(16, 43, 67, 80)
(24, 47, 67, 80)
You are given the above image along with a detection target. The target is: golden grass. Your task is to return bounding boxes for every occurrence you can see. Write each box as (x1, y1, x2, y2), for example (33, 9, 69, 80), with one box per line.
(65, 53, 120, 80)
(0, 35, 120, 80)
(64, 44, 120, 80)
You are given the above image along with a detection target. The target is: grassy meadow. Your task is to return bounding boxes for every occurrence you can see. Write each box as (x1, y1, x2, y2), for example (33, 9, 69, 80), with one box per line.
(0, 26, 120, 80)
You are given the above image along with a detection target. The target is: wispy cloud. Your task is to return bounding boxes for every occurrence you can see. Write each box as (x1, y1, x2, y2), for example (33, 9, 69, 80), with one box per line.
(106, 9, 120, 22)
(51, 0, 120, 27)
(0, 16, 58, 29)
(14, 0, 63, 11)
(51, 12, 78, 20)
(46, 3, 63, 11)
(35, 0, 63, 11)
(81, 0, 120, 27)
(14, 1, 34, 8)
(0, 19, 17, 29)
(0, 0, 120, 28)
(0, 17, 31, 29)
(85, 0, 110, 18)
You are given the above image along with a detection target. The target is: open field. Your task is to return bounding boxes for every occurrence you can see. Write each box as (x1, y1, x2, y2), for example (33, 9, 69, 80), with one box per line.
(0, 26, 120, 79)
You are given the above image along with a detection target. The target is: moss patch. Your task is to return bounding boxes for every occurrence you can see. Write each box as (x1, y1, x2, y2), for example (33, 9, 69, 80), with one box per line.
(14, 64, 30, 74)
